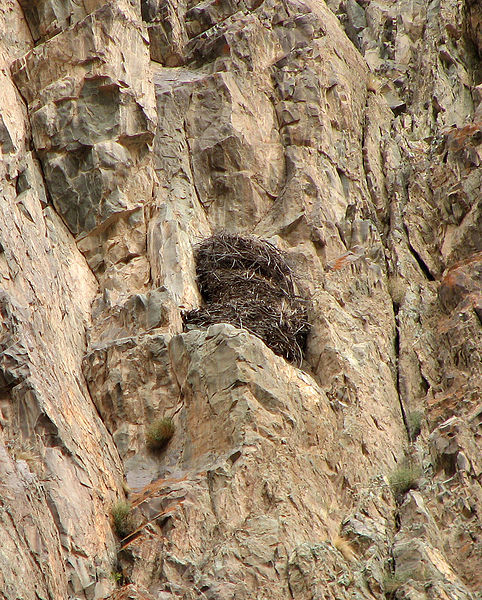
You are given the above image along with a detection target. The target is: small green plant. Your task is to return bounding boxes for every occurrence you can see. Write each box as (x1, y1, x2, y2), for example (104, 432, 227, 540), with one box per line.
(111, 501, 136, 539)
(407, 411, 423, 440)
(110, 570, 123, 585)
(389, 464, 422, 499)
(145, 417, 175, 451)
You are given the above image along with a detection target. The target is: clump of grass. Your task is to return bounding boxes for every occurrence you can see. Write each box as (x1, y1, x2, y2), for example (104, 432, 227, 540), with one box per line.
(110, 569, 126, 586)
(407, 410, 423, 440)
(11, 440, 42, 475)
(145, 417, 175, 451)
(383, 572, 409, 595)
(332, 535, 358, 562)
(111, 501, 136, 539)
(389, 464, 422, 499)
(388, 276, 406, 307)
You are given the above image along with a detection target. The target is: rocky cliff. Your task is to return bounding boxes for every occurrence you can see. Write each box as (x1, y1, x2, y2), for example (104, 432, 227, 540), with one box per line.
(0, 0, 480, 598)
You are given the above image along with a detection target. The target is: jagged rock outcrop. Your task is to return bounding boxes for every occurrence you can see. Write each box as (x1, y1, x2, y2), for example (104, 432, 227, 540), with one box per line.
(0, 0, 480, 599)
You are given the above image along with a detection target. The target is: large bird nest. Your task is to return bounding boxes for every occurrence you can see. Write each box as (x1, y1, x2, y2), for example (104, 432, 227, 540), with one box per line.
(182, 233, 310, 364)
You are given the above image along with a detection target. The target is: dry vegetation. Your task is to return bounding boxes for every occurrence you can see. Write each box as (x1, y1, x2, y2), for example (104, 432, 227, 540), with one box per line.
(145, 417, 175, 451)
(389, 464, 422, 499)
(183, 233, 310, 364)
(332, 535, 358, 562)
(111, 501, 136, 539)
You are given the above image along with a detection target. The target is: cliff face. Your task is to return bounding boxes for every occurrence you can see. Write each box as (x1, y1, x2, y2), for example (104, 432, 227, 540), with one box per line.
(0, 1, 480, 599)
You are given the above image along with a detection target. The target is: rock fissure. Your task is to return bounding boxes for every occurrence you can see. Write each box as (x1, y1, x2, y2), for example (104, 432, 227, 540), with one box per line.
(404, 229, 437, 282)
(392, 308, 410, 442)
(181, 116, 208, 213)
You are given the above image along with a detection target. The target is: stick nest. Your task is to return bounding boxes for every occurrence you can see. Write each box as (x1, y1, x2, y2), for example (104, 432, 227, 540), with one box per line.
(182, 232, 310, 364)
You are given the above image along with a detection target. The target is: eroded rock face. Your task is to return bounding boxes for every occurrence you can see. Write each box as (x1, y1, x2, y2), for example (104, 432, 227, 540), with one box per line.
(0, 0, 480, 599)
(0, 30, 123, 600)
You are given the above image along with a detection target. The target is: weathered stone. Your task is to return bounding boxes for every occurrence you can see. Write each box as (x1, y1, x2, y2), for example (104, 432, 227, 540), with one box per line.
(142, 0, 189, 66)
(439, 253, 482, 316)
(1, 0, 481, 598)
(0, 85, 123, 598)
(18, 0, 141, 42)
(11, 2, 157, 238)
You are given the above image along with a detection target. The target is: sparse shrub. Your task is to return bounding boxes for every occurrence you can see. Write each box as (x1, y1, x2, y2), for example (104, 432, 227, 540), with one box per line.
(11, 440, 41, 474)
(407, 411, 423, 440)
(145, 417, 175, 451)
(389, 464, 422, 499)
(111, 501, 136, 539)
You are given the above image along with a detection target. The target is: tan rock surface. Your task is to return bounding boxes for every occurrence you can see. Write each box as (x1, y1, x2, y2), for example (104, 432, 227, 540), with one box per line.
(0, 47, 124, 600)
(0, 0, 480, 598)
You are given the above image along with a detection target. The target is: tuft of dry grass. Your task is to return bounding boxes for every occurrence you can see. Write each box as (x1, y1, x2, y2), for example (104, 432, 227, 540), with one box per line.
(145, 417, 175, 451)
(111, 501, 136, 539)
(15, 449, 40, 467)
(332, 535, 358, 562)
(389, 464, 422, 499)
(407, 411, 423, 440)
(11, 440, 41, 474)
